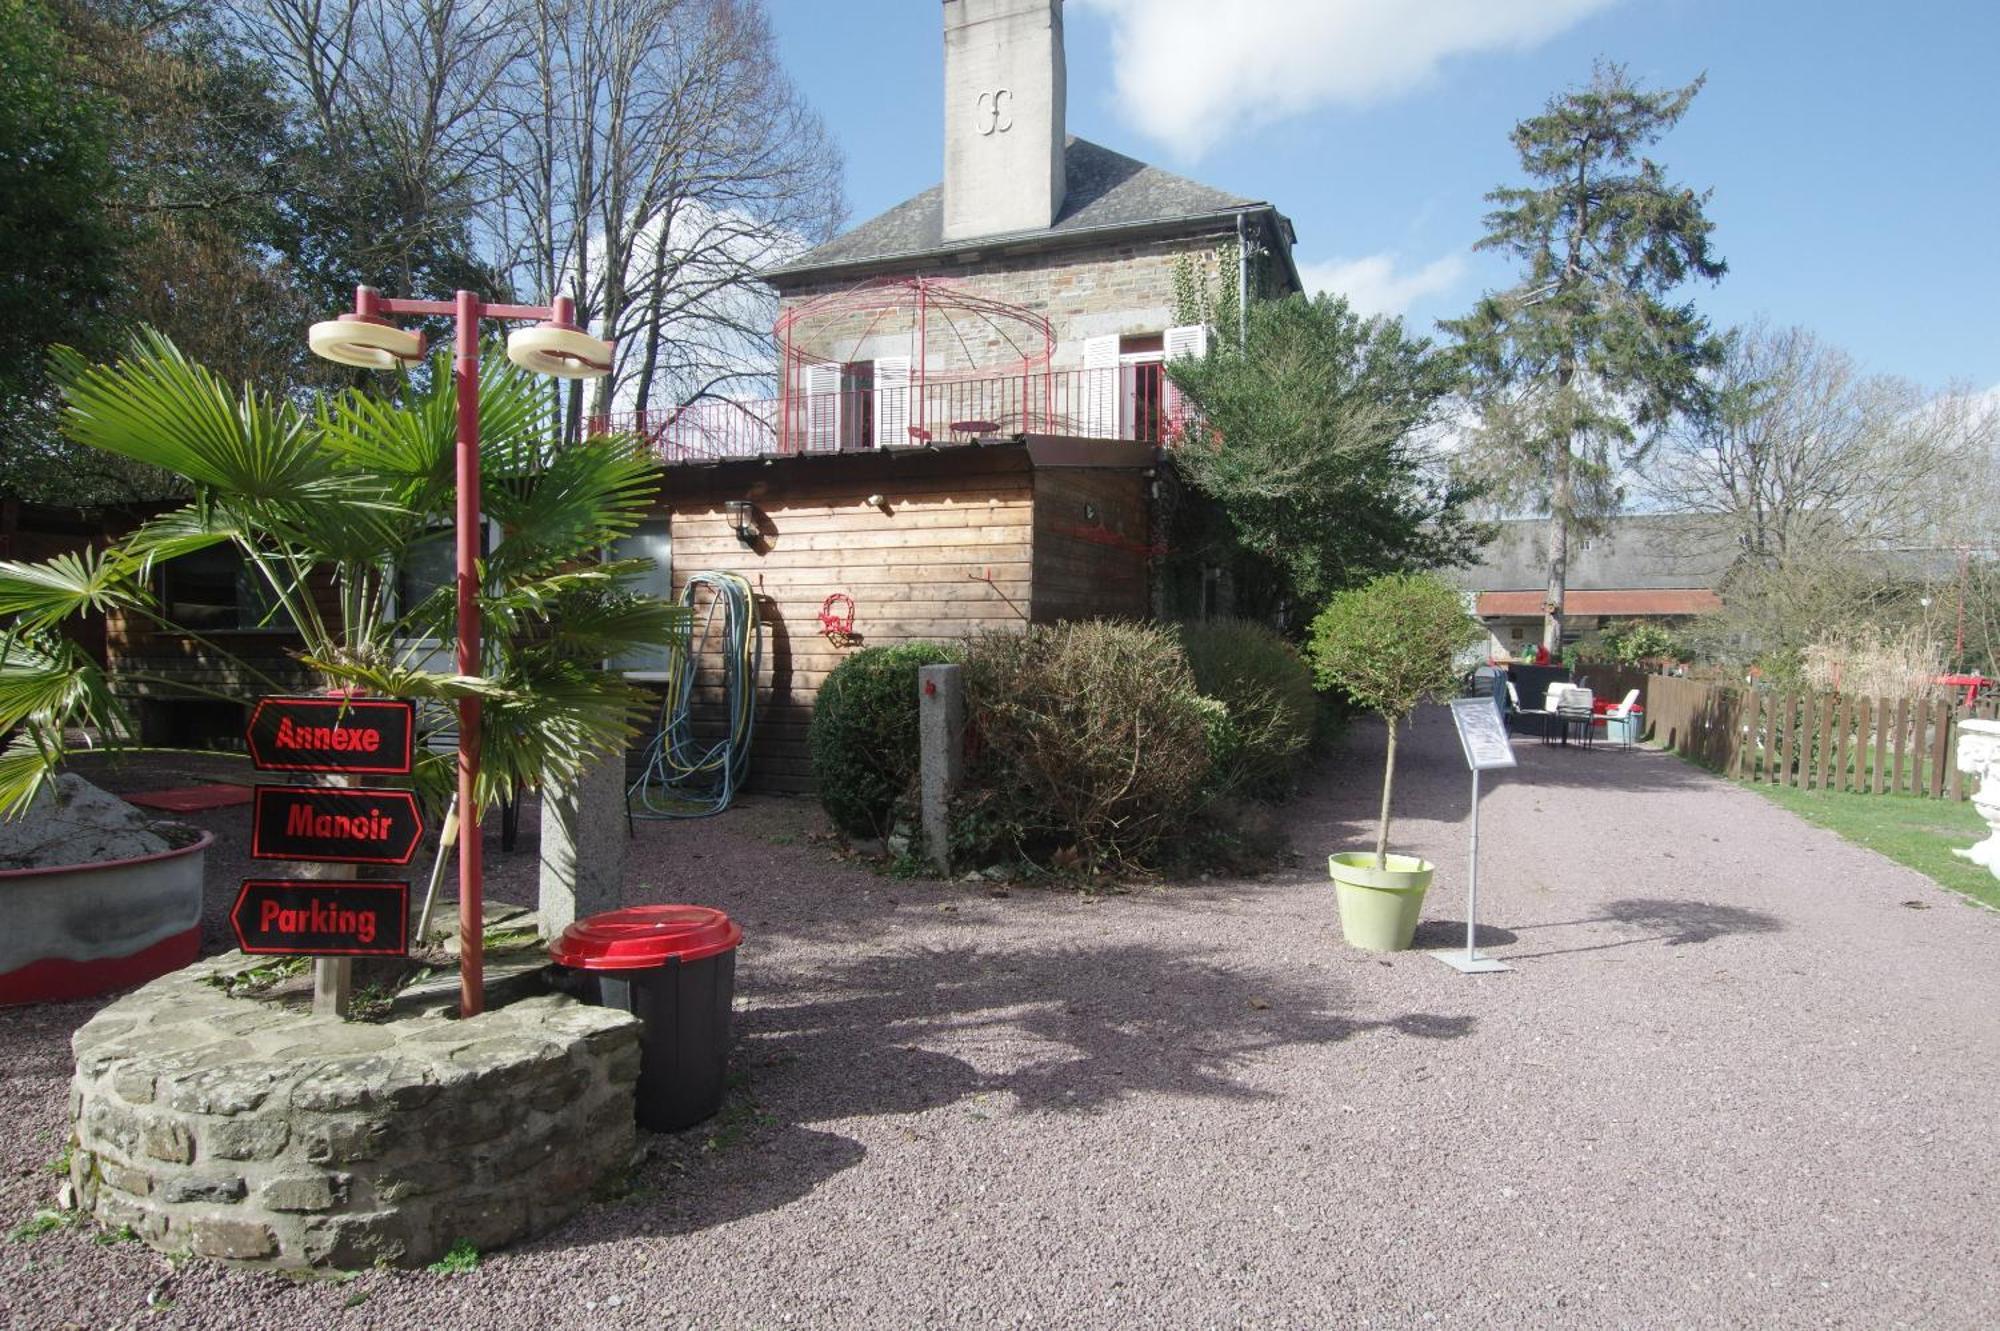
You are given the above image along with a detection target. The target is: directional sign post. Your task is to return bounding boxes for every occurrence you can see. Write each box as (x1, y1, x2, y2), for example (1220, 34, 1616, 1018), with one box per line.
(247, 697, 415, 776)
(252, 787, 425, 866)
(231, 880, 409, 957)
(1436, 697, 1518, 976)
(247, 695, 421, 1014)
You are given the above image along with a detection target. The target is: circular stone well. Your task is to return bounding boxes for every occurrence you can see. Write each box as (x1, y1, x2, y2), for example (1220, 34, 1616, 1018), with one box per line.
(66, 956, 642, 1269)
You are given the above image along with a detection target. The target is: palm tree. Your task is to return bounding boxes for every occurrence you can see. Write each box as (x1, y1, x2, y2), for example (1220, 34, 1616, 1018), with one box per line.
(0, 330, 685, 816)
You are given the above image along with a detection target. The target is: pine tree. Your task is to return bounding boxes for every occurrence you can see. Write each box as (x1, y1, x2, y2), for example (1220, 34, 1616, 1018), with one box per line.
(1446, 61, 1727, 653)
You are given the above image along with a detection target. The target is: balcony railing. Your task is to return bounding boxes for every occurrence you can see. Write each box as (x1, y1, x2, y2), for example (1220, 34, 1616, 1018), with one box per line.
(591, 364, 1178, 464)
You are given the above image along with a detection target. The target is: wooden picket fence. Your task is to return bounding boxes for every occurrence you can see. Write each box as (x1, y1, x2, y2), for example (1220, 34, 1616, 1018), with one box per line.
(1644, 674, 1999, 800)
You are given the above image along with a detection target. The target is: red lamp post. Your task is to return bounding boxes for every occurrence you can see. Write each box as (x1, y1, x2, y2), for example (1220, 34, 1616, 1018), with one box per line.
(309, 286, 613, 1017)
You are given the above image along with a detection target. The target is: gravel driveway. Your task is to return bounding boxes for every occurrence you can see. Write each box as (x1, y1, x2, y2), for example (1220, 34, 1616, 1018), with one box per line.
(4, 713, 1997, 1329)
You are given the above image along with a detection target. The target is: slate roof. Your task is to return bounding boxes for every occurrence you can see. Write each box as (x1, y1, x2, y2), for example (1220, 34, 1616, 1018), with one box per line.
(1459, 516, 1737, 594)
(767, 137, 1288, 281)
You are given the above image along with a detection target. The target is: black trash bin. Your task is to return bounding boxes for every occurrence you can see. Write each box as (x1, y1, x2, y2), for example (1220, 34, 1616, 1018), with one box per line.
(549, 905, 743, 1132)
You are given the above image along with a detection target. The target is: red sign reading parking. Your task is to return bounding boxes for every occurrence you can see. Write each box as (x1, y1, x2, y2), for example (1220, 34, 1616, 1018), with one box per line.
(230, 880, 409, 956)
(246, 697, 415, 775)
(251, 787, 425, 866)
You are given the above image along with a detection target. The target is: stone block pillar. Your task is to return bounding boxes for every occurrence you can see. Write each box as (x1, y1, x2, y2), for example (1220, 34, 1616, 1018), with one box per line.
(918, 664, 967, 874)
(538, 755, 627, 936)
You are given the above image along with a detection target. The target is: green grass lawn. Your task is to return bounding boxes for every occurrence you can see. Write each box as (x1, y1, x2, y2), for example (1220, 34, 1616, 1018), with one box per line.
(1750, 782, 1999, 910)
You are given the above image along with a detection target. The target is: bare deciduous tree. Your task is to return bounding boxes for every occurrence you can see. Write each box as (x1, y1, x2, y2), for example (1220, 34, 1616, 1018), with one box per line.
(228, 0, 843, 415)
(494, 0, 843, 422)
(1648, 323, 1999, 665)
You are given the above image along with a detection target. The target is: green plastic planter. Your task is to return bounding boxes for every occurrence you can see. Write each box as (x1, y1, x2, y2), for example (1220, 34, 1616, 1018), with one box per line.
(1328, 852, 1435, 952)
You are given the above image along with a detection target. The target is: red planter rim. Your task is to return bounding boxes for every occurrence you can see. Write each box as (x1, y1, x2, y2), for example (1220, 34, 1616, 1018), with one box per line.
(0, 829, 216, 881)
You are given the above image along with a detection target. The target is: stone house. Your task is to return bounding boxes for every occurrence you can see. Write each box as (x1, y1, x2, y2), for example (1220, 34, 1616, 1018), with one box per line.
(599, 0, 1304, 791)
(1458, 516, 1731, 659)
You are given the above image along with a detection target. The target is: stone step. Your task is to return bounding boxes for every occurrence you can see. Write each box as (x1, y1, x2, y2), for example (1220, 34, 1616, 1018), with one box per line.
(389, 950, 553, 1017)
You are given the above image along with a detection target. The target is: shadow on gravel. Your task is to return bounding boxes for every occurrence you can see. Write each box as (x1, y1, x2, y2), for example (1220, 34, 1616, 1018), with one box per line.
(744, 942, 1476, 1121)
(1410, 920, 1520, 949)
(617, 1122, 868, 1238)
(1503, 897, 1784, 960)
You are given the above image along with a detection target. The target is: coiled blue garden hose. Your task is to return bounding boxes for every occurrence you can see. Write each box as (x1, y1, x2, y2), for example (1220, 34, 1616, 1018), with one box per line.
(629, 571, 760, 818)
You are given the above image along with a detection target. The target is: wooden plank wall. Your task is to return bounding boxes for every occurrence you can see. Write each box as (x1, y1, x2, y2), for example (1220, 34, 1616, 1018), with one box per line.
(1646, 674, 1997, 800)
(1572, 662, 1651, 715)
(660, 451, 1038, 792)
(1030, 468, 1151, 623)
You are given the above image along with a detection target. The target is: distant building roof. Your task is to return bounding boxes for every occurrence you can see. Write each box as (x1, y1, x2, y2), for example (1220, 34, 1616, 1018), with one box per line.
(1459, 515, 1736, 595)
(766, 137, 1299, 286)
(1476, 589, 1724, 618)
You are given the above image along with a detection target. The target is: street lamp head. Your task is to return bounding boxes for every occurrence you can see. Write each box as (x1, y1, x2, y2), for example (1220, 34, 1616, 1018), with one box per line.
(307, 315, 427, 369)
(506, 323, 614, 380)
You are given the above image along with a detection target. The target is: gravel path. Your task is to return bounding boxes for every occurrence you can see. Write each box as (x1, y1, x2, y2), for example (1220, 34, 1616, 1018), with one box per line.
(4, 717, 1997, 1329)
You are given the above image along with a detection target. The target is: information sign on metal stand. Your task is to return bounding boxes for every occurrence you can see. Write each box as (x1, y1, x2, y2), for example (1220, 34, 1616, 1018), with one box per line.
(1436, 698, 1517, 975)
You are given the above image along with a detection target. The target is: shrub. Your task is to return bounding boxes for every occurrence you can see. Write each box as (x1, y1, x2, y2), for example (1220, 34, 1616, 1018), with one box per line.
(1308, 573, 1482, 866)
(959, 621, 1211, 872)
(809, 643, 958, 839)
(1178, 619, 1317, 798)
(1600, 619, 1683, 665)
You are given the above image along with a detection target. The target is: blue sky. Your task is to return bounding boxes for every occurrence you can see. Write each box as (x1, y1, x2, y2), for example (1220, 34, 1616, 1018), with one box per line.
(772, 0, 1998, 392)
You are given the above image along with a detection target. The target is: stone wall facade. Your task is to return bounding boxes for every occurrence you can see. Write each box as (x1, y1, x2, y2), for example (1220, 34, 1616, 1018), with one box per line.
(773, 231, 1244, 375)
(66, 959, 641, 1269)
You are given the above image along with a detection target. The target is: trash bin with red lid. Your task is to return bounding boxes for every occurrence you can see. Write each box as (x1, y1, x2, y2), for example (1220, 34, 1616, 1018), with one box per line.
(549, 905, 743, 1132)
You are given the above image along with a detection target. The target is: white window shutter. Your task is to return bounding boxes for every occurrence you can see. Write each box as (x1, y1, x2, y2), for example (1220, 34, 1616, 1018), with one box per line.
(1165, 324, 1209, 361)
(803, 362, 841, 453)
(1162, 324, 1210, 434)
(873, 356, 910, 449)
(1080, 335, 1120, 438)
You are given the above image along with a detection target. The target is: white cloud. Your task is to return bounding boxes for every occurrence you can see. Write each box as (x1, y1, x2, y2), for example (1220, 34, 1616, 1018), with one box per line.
(1299, 251, 1469, 317)
(1073, 0, 1615, 158)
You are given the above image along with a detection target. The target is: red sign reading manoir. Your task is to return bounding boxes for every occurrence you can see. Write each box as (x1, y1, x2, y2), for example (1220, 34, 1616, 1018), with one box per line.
(246, 697, 415, 775)
(252, 787, 425, 866)
(230, 880, 409, 957)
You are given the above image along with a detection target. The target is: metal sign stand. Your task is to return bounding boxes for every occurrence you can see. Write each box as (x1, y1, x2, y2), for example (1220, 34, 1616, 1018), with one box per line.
(1436, 697, 1515, 975)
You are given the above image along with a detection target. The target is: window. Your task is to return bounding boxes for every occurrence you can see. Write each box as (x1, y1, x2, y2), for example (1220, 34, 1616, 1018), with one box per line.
(1078, 325, 1207, 442)
(395, 531, 456, 624)
(839, 361, 874, 452)
(158, 547, 281, 632)
(1120, 334, 1165, 443)
(607, 519, 674, 676)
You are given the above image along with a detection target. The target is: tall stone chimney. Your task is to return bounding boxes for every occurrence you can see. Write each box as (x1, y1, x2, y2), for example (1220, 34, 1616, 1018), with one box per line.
(941, 0, 1066, 244)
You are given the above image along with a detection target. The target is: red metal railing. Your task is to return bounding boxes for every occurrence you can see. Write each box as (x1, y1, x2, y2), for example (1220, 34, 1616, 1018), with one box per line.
(591, 364, 1177, 464)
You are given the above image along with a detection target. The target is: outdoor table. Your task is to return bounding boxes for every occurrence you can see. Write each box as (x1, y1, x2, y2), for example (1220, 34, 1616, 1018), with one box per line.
(1526, 710, 1596, 747)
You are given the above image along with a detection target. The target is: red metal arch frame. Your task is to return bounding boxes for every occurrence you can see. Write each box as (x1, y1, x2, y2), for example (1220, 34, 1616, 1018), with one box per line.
(775, 276, 1055, 447)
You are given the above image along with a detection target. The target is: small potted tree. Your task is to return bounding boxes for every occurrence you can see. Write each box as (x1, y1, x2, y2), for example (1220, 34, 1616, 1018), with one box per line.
(1308, 572, 1481, 951)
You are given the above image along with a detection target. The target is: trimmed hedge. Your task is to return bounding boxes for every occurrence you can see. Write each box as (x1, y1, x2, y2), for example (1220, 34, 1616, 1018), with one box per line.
(1178, 619, 1317, 798)
(958, 621, 1211, 871)
(809, 643, 959, 839)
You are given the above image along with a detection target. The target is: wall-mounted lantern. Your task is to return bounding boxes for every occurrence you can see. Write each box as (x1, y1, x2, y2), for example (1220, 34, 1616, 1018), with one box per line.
(724, 499, 758, 546)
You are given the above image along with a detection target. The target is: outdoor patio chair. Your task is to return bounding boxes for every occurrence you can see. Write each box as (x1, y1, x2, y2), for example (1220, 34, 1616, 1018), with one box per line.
(1596, 689, 1642, 750)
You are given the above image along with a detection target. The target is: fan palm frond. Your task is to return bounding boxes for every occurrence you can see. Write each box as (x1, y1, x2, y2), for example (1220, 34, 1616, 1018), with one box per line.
(484, 436, 662, 583)
(0, 550, 144, 632)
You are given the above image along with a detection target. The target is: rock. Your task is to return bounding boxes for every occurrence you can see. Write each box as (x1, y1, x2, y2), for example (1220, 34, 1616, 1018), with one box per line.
(142, 1119, 194, 1164)
(190, 1218, 277, 1261)
(204, 1117, 290, 1161)
(163, 1174, 247, 1204)
(0, 774, 174, 870)
(162, 1064, 286, 1117)
(100, 1160, 156, 1197)
(261, 1173, 348, 1213)
(300, 1212, 412, 1269)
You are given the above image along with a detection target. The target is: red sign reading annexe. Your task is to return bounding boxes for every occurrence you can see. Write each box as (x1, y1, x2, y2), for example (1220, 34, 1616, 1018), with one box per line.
(247, 697, 414, 775)
(251, 787, 425, 866)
